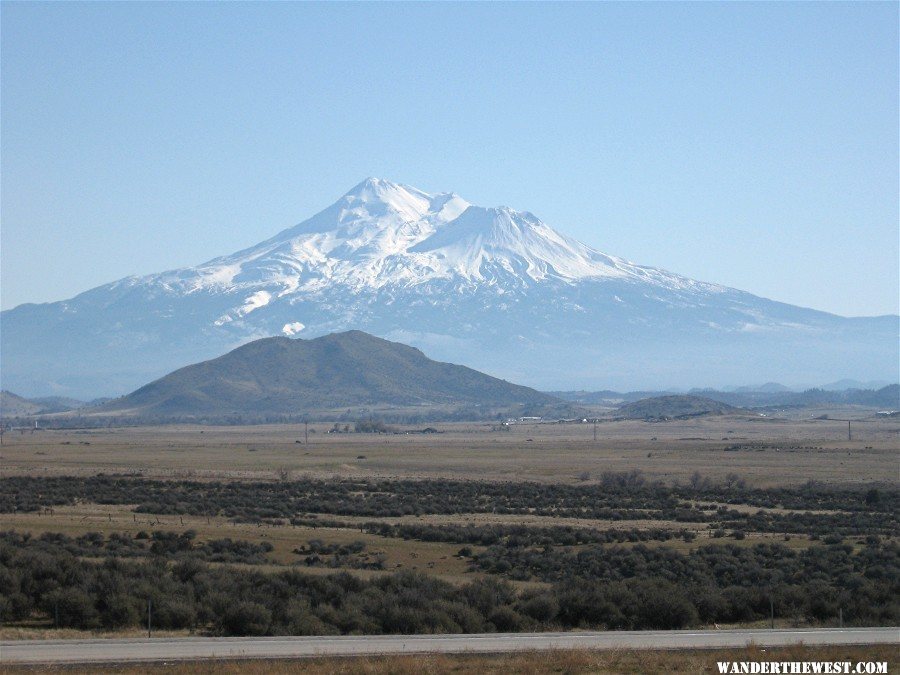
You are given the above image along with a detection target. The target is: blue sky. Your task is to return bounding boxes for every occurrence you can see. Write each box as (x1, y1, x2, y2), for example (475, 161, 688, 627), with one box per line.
(2, 2, 897, 316)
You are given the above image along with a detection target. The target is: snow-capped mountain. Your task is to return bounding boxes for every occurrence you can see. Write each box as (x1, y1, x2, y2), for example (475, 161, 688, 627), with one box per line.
(147, 178, 717, 302)
(2, 178, 897, 398)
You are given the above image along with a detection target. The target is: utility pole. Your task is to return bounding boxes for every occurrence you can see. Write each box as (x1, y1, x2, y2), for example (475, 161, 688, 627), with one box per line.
(148, 598, 152, 638)
(305, 421, 309, 444)
(769, 593, 774, 629)
(839, 607, 843, 628)
(593, 422, 597, 442)
(848, 421, 851, 441)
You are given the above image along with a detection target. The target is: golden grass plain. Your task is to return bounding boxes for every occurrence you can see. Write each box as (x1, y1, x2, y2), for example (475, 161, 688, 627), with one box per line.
(1, 406, 896, 487)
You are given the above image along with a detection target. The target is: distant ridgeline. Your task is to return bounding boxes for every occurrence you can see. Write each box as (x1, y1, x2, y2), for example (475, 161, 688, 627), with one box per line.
(614, 395, 737, 421)
(3, 331, 577, 426)
(551, 384, 900, 411)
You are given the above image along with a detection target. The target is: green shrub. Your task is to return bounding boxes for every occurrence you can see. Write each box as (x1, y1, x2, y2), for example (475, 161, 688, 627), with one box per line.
(221, 601, 271, 636)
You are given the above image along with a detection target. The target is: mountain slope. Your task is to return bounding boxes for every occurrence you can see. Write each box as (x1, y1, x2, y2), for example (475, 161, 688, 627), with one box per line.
(2, 178, 897, 398)
(617, 395, 738, 420)
(0, 391, 44, 417)
(99, 330, 558, 417)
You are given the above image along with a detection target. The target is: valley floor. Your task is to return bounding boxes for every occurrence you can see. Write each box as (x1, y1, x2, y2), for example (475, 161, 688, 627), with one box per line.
(1, 406, 896, 486)
(0, 405, 896, 665)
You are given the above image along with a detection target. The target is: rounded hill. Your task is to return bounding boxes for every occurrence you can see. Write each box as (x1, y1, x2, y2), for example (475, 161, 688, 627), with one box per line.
(99, 330, 558, 417)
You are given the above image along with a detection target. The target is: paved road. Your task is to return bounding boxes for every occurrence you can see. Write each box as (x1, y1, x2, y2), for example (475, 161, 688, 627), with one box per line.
(2, 628, 897, 665)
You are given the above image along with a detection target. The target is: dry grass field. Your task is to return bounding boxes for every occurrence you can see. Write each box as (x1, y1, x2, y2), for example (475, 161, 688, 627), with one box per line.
(2, 406, 896, 486)
(2, 405, 894, 585)
(0, 493, 820, 625)
(0, 502, 476, 585)
(1, 405, 896, 648)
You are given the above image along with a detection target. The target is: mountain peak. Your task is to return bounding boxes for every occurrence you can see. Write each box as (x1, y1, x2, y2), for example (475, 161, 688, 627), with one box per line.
(337, 177, 434, 221)
(345, 176, 416, 197)
(182, 178, 690, 300)
(3, 179, 896, 399)
(408, 203, 631, 282)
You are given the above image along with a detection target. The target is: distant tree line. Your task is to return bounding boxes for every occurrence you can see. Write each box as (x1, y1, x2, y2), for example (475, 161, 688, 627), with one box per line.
(0, 530, 274, 565)
(360, 522, 699, 547)
(3, 476, 895, 537)
(16, 402, 584, 428)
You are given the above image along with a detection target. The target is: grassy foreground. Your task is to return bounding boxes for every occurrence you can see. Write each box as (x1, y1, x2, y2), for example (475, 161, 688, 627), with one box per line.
(1, 644, 896, 674)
